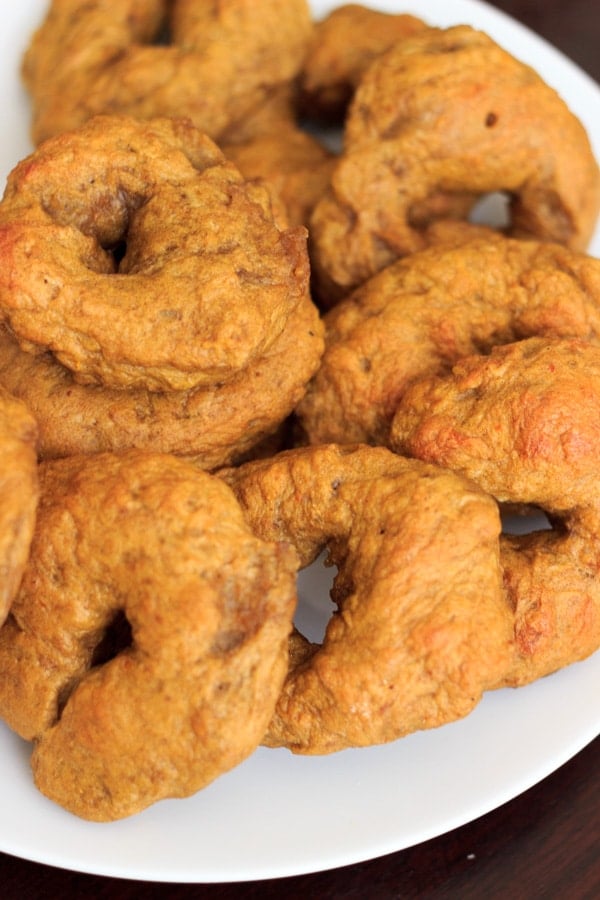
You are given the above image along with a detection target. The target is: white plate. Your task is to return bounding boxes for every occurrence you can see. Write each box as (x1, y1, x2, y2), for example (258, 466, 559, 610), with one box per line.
(1, 0, 599, 884)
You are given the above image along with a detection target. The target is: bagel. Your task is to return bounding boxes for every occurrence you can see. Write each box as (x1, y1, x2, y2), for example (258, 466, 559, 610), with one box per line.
(23, 0, 312, 146)
(220, 443, 512, 754)
(309, 25, 600, 301)
(390, 337, 600, 685)
(0, 388, 38, 625)
(0, 115, 324, 466)
(298, 3, 427, 122)
(0, 450, 298, 821)
(296, 236, 600, 448)
(0, 285, 322, 465)
(0, 115, 311, 393)
(222, 125, 337, 229)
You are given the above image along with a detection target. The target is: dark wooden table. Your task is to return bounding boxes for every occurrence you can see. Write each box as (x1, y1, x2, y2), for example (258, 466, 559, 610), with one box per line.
(2, 2, 599, 897)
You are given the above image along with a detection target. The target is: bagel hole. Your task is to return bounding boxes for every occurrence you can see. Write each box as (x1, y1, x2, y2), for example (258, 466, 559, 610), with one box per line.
(54, 611, 133, 722)
(300, 119, 343, 155)
(90, 609, 133, 668)
(154, 21, 172, 46)
(295, 550, 338, 643)
(501, 504, 553, 535)
(469, 191, 510, 229)
(106, 238, 128, 268)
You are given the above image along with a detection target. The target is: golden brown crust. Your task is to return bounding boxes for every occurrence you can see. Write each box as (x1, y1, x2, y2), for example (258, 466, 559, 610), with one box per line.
(0, 116, 325, 466)
(0, 282, 323, 466)
(0, 389, 38, 625)
(222, 125, 337, 229)
(299, 4, 428, 121)
(220, 444, 512, 754)
(296, 236, 600, 447)
(23, 0, 312, 146)
(0, 115, 311, 394)
(0, 450, 298, 820)
(309, 25, 600, 301)
(390, 337, 600, 684)
(2, 3, 596, 804)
